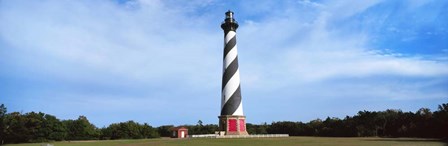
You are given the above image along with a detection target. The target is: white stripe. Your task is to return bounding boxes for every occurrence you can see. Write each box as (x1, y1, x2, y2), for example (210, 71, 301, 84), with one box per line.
(223, 45, 238, 72)
(232, 101, 244, 115)
(225, 31, 236, 44)
(221, 69, 240, 108)
(221, 30, 244, 115)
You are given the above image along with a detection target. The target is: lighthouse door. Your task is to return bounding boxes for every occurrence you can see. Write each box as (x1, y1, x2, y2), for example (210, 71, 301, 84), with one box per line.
(181, 131, 185, 138)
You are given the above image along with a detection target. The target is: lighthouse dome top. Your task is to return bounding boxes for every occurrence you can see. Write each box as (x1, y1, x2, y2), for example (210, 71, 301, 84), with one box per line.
(221, 10, 239, 32)
(225, 10, 234, 19)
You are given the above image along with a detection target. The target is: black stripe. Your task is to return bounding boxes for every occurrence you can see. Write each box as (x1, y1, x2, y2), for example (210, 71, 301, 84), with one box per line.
(223, 36, 236, 59)
(221, 85, 242, 115)
(222, 57, 239, 90)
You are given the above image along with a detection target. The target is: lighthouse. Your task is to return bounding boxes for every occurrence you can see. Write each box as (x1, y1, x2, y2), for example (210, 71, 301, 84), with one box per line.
(218, 10, 249, 135)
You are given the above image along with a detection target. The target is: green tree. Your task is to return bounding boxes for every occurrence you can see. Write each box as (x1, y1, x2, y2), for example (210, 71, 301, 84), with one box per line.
(247, 123, 268, 134)
(353, 111, 378, 136)
(123, 120, 142, 139)
(157, 125, 174, 137)
(63, 116, 99, 140)
(268, 121, 306, 136)
(433, 103, 448, 138)
(43, 114, 67, 141)
(0, 104, 7, 144)
(102, 121, 159, 139)
(308, 119, 323, 136)
(99, 126, 112, 140)
(196, 120, 204, 134)
(141, 123, 159, 138)
(104, 123, 121, 139)
(24, 112, 46, 142)
(3, 112, 28, 143)
(201, 124, 218, 134)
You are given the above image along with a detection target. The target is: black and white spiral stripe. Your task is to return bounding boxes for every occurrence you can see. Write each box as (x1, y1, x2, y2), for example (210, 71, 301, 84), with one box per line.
(221, 29, 244, 116)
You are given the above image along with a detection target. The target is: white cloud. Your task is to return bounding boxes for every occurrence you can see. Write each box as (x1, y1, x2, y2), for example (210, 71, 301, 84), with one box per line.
(324, 0, 383, 19)
(1, 0, 221, 84)
(236, 0, 448, 101)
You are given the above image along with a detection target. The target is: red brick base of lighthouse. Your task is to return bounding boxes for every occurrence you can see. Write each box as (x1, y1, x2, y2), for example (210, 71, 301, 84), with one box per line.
(218, 115, 249, 135)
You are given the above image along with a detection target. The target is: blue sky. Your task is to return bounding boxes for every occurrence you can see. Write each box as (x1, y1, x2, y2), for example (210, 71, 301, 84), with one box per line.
(1, 0, 447, 127)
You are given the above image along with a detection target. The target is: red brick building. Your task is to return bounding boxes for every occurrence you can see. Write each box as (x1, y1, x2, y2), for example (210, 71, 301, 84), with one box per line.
(169, 127, 188, 138)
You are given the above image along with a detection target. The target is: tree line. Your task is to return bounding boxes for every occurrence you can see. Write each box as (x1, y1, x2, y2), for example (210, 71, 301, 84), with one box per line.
(266, 103, 448, 138)
(1, 103, 447, 144)
(0, 104, 159, 144)
(158, 103, 448, 139)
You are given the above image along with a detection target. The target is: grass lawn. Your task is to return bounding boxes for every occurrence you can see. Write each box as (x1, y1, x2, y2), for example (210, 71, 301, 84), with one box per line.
(5, 137, 447, 146)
